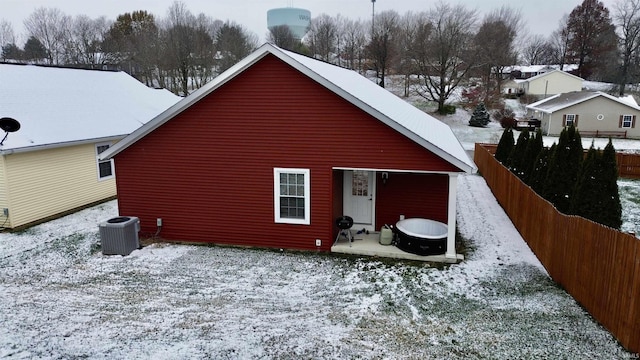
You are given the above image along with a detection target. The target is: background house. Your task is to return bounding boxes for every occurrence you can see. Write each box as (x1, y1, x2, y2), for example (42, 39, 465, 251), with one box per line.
(0, 64, 180, 229)
(525, 91, 639, 137)
(101, 44, 475, 260)
(503, 69, 583, 98)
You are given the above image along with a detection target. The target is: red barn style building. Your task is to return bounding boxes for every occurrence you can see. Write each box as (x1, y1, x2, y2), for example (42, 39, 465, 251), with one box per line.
(101, 44, 475, 260)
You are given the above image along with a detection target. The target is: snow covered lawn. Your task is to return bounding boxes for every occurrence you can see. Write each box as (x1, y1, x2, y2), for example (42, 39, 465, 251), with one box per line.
(0, 174, 631, 359)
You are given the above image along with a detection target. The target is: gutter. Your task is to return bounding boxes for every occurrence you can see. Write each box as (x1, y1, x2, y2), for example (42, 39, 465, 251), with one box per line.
(0, 135, 125, 156)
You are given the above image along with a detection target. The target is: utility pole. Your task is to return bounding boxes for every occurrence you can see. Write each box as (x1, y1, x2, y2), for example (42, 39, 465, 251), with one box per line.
(371, 0, 376, 35)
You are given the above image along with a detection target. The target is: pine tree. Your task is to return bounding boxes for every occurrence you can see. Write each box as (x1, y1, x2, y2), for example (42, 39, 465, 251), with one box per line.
(495, 127, 514, 164)
(543, 125, 583, 213)
(598, 139, 622, 228)
(522, 128, 544, 184)
(530, 144, 553, 194)
(469, 102, 490, 127)
(570, 144, 599, 218)
(507, 130, 530, 178)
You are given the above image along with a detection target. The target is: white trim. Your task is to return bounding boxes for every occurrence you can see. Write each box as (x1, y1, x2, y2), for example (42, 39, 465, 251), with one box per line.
(445, 173, 458, 259)
(332, 167, 466, 175)
(273, 168, 310, 225)
(343, 170, 376, 231)
(95, 142, 115, 181)
(1, 136, 125, 156)
(622, 114, 634, 128)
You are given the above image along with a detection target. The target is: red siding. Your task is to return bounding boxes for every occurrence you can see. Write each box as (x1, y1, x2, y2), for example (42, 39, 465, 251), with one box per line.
(375, 172, 449, 229)
(115, 54, 460, 251)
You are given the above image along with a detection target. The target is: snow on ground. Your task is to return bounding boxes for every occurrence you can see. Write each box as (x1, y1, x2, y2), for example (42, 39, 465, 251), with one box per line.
(0, 175, 633, 358)
(0, 76, 637, 358)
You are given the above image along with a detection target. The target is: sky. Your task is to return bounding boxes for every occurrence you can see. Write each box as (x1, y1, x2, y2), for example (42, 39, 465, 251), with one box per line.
(2, 0, 621, 45)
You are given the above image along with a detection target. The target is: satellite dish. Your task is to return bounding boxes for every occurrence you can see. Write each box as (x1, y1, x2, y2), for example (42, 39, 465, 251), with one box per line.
(0, 117, 21, 146)
(0, 117, 20, 133)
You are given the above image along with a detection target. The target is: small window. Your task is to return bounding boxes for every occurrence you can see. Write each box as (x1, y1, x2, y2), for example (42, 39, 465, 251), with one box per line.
(96, 143, 114, 180)
(565, 114, 576, 127)
(622, 115, 633, 128)
(274, 168, 310, 225)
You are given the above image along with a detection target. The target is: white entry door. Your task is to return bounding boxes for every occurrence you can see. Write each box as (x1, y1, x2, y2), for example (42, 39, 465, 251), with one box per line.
(343, 170, 375, 229)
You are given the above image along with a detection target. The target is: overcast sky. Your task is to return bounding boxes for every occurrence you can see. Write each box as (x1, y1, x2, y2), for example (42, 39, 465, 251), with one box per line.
(3, 0, 621, 44)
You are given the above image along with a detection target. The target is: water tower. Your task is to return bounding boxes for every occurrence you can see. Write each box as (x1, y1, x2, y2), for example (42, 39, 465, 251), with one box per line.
(267, 8, 311, 40)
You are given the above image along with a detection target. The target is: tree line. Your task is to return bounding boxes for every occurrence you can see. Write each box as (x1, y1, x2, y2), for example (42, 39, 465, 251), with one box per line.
(1, 0, 640, 104)
(495, 126, 622, 229)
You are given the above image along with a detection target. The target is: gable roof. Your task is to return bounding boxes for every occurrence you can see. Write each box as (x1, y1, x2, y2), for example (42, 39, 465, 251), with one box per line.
(526, 91, 640, 114)
(522, 69, 584, 83)
(100, 43, 475, 173)
(0, 64, 181, 154)
(503, 64, 579, 74)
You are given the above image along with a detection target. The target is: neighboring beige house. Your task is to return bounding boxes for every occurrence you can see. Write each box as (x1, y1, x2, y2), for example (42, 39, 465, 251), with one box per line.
(503, 70, 583, 98)
(0, 64, 180, 229)
(525, 91, 639, 137)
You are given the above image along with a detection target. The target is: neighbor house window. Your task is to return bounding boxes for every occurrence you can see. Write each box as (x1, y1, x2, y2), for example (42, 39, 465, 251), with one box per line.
(96, 143, 114, 180)
(621, 115, 634, 128)
(274, 168, 310, 225)
(564, 114, 576, 127)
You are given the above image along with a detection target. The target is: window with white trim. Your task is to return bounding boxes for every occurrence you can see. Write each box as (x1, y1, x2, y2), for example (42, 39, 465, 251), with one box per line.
(274, 168, 310, 225)
(565, 114, 576, 127)
(96, 143, 114, 180)
(622, 115, 633, 128)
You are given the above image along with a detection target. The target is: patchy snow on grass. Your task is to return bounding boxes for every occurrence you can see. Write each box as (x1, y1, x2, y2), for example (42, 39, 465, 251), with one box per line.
(1, 75, 637, 358)
(0, 174, 633, 359)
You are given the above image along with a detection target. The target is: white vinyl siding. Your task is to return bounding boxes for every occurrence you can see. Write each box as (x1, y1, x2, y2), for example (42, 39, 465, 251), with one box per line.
(274, 168, 310, 225)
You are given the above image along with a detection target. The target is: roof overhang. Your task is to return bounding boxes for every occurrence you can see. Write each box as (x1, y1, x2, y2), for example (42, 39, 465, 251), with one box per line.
(1, 135, 125, 156)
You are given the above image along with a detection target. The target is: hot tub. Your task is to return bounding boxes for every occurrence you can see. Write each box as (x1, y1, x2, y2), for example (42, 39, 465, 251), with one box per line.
(395, 218, 448, 256)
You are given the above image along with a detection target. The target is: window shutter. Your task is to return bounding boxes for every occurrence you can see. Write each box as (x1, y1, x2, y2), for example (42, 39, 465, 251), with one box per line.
(574, 114, 579, 126)
(562, 114, 567, 126)
(619, 115, 623, 128)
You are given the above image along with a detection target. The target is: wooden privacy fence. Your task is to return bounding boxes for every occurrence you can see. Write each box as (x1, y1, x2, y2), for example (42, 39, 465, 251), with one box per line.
(481, 144, 640, 179)
(618, 153, 640, 179)
(474, 143, 640, 353)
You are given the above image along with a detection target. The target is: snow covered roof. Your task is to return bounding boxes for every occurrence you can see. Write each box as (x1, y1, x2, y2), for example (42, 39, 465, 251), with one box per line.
(526, 91, 640, 114)
(503, 64, 580, 74)
(0, 64, 181, 153)
(101, 43, 475, 173)
(522, 69, 584, 83)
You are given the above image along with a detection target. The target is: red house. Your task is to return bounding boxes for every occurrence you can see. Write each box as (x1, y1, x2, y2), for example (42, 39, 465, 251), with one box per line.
(101, 44, 475, 261)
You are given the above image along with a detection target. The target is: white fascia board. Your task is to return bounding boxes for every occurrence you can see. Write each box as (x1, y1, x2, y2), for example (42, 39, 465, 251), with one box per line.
(2, 136, 125, 156)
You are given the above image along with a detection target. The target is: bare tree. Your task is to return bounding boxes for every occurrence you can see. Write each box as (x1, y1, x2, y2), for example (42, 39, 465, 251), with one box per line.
(412, 2, 478, 113)
(549, 15, 571, 68)
(367, 10, 400, 88)
(339, 18, 367, 71)
(24, 7, 71, 64)
(0, 20, 16, 49)
(307, 14, 338, 62)
(396, 11, 426, 96)
(474, 6, 522, 102)
(65, 15, 110, 66)
(268, 25, 296, 50)
(614, 0, 640, 95)
(520, 34, 555, 65)
(566, 0, 617, 79)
